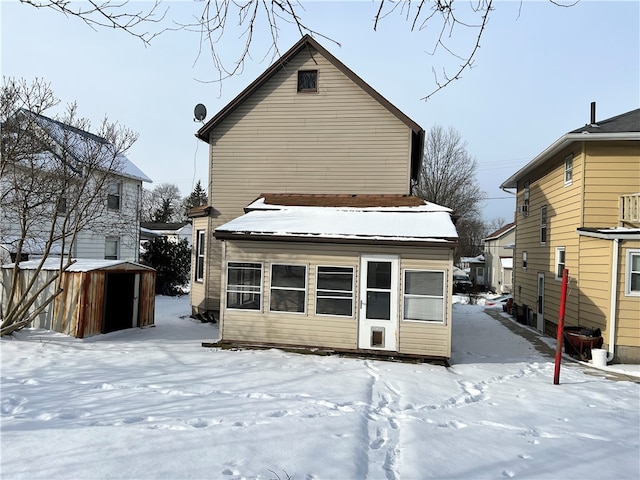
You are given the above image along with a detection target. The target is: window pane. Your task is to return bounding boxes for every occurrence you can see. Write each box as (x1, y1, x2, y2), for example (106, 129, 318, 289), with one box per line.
(405, 271, 443, 296)
(272, 265, 306, 288)
(367, 291, 390, 320)
(317, 266, 352, 291)
(227, 263, 261, 310)
(270, 289, 305, 313)
(367, 262, 391, 289)
(404, 297, 444, 322)
(297, 70, 317, 91)
(316, 298, 352, 316)
(631, 273, 640, 292)
(631, 254, 640, 271)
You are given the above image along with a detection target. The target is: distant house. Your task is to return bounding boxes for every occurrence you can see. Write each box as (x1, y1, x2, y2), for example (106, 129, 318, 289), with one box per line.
(459, 255, 485, 290)
(140, 222, 192, 247)
(191, 35, 461, 359)
(484, 223, 516, 293)
(0, 110, 152, 263)
(500, 106, 640, 364)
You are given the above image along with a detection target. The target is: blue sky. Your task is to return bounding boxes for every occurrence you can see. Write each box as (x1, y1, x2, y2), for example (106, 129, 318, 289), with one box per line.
(2, 1, 638, 224)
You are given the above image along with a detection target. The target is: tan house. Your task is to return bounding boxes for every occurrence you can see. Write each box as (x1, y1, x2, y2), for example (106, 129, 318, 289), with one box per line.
(190, 35, 460, 359)
(483, 222, 515, 294)
(500, 106, 640, 364)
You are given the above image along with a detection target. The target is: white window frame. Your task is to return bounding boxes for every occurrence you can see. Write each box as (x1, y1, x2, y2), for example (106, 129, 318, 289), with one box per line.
(555, 247, 566, 281)
(540, 206, 547, 245)
(226, 262, 263, 311)
(269, 263, 308, 314)
(107, 181, 121, 211)
(625, 249, 640, 296)
(105, 236, 119, 260)
(522, 251, 528, 271)
(195, 230, 205, 282)
(315, 265, 355, 317)
(402, 269, 446, 323)
(522, 180, 530, 216)
(564, 154, 573, 186)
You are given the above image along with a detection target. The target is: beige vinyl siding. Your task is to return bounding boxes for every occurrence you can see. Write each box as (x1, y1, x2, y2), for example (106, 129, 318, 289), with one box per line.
(576, 236, 611, 332)
(220, 241, 452, 357)
(190, 217, 210, 313)
(202, 47, 416, 310)
(582, 142, 640, 227)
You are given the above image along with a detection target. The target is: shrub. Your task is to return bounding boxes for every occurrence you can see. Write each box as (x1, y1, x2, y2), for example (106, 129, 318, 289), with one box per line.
(141, 237, 191, 295)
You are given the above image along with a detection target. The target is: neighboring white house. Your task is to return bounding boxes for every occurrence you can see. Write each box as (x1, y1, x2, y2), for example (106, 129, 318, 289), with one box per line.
(0, 111, 151, 263)
(483, 222, 516, 293)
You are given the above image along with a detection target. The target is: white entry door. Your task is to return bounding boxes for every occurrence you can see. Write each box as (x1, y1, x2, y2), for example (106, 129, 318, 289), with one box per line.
(358, 255, 399, 351)
(537, 273, 545, 332)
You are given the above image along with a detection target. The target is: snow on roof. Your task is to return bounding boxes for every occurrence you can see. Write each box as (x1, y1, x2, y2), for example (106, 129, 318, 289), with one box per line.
(2, 258, 153, 272)
(460, 255, 485, 263)
(20, 110, 151, 183)
(216, 205, 458, 244)
(576, 227, 640, 240)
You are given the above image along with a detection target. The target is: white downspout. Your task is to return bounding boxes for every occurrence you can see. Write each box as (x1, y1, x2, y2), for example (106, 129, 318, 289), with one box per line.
(607, 238, 620, 362)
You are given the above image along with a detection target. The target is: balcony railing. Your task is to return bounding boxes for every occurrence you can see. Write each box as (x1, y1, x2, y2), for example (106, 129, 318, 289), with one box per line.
(620, 193, 640, 224)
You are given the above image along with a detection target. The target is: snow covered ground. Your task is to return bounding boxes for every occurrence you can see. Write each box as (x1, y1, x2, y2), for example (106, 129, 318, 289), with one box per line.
(2, 296, 639, 480)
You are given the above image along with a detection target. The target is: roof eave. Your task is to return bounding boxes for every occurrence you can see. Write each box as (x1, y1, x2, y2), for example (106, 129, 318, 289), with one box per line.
(500, 132, 640, 189)
(196, 35, 423, 143)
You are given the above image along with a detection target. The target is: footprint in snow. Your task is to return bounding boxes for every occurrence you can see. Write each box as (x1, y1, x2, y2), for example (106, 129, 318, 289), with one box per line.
(502, 470, 516, 478)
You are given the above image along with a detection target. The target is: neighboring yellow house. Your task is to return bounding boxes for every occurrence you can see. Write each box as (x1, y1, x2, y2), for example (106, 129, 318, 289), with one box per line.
(500, 106, 640, 364)
(190, 35, 460, 359)
(483, 222, 515, 294)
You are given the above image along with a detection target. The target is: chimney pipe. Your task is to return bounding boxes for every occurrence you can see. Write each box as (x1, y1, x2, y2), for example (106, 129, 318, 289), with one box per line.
(590, 101, 596, 125)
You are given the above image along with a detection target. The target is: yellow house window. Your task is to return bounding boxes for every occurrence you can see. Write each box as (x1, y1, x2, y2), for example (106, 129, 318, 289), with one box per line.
(626, 250, 640, 296)
(564, 154, 573, 186)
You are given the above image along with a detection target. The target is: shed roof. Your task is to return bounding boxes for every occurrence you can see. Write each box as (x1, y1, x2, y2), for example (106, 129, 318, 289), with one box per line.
(500, 108, 640, 189)
(215, 195, 457, 246)
(3, 258, 154, 272)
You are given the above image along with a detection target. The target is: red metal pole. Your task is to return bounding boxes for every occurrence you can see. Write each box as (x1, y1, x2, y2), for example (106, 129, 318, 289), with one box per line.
(553, 268, 569, 385)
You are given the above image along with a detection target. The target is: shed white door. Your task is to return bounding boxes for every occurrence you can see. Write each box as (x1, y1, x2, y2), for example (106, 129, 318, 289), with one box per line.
(358, 255, 399, 351)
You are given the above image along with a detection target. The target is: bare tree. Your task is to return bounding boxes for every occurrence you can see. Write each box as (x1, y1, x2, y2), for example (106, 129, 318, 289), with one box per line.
(19, 1, 577, 100)
(141, 183, 184, 223)
(487, 216, 507, 233)
(412, 125, 485, 258)
(0, 78, 138, 335)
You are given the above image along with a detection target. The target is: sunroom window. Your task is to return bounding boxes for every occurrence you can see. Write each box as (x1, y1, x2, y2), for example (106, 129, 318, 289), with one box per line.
(403, 270, 445, 322)
(227, 262, 262, 310)
(315, 266, 354, 317)
(270, 264, 307, 313)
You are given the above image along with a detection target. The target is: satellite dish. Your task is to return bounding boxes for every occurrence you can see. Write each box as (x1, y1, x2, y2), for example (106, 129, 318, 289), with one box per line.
(194, 103, 207, 122)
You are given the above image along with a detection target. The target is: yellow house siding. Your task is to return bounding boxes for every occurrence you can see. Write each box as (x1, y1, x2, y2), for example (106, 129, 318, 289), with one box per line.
(220, 241, 452, 357)
(513, 146, 582, 327)
(618, 242, 640, 348)
(582, 142, 640, 227)
(576, 236, 611, 332)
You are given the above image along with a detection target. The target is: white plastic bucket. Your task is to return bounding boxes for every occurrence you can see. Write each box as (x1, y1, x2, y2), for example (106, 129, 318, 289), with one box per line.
(591, 348, 607, 367)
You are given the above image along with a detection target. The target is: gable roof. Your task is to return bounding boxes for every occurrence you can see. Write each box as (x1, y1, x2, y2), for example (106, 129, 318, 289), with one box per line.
(18, 110, 152, 183)
(484, 222, 515, 241)
(196, 35, 425, 178)
(500, 108, 640, 189)
(215, 194, 457, 247)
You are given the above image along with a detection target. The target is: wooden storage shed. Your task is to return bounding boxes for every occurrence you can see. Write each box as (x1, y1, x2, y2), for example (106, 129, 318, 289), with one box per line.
(1, 259, 155, 338)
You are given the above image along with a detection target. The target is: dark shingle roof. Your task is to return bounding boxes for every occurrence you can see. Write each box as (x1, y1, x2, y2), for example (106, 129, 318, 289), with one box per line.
(484, 222, 515, 241)
(569, 108, 640, 134)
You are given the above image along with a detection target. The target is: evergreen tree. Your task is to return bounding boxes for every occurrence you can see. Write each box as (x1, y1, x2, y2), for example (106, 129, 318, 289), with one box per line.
(183, 180, 208, 212)
(140, 237, 191, 295)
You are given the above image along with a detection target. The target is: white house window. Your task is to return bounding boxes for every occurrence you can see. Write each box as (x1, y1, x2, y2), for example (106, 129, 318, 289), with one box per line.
(522, 251, 528, 271)
(227, 262, 262, 310)
(107, 182, 121, 210)
(625, 249, 640, 296)
(105, 237, 119, 260)
(540, 206, 547, 244)
(195, 230, 205, 282)
(297, 70, 317, 92)
(403, 270, 445, 323)
(564, 154, 573, 186)
(315, 266, 354, 317)
(270, 264, 307, 313)
(56, 196, 67, 214)
(555, 247, 566, 280)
